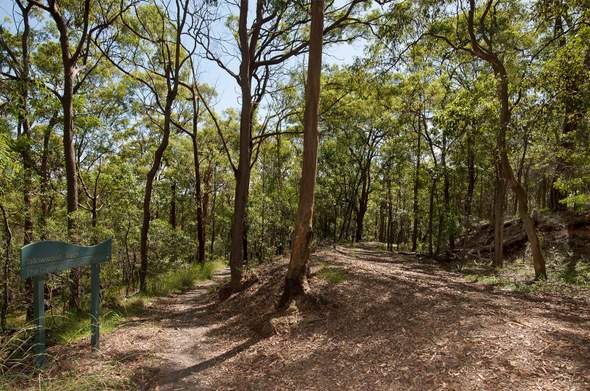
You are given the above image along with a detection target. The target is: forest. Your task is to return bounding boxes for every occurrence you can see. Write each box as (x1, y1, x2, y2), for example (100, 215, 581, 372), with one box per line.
(0, 0, 589, 389)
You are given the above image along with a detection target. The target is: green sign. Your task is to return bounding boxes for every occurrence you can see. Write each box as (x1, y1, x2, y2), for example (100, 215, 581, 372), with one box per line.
(20, 239, 112, 368)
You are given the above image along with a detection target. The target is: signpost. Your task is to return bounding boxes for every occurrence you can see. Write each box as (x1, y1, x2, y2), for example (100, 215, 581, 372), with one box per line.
(20, 239, 112, 368)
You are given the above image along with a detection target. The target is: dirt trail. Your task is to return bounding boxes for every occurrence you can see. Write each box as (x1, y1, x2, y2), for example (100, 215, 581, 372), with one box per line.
(47, 245, 590, 390)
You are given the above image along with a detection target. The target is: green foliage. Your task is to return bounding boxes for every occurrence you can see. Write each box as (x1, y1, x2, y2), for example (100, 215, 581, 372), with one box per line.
(558, 261, 590, 288)
(463, 255, 590, 294)
(146, 261, 225, 297)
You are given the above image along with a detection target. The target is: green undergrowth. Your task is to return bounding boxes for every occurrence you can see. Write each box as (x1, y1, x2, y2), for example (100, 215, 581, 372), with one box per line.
(461, 256, 590, 295)
(146, 261, 225, 297)
(316, 263, 348, 284)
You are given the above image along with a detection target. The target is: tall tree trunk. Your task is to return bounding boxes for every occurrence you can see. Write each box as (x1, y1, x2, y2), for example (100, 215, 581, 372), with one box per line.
(411, 125, 421, 252)
(191, 133, 206, 263)
(435, 189, 443, 256)
(339, 199, 353, 242)
(378, 201, 386, 242)
(139, 100, 173, 293)
(396, 187, 403, 248)
(210, 166, 217, 255)
(497, 73, 545, 278)
(279, 0, 324, 307)
(464, 131, 475, 230)
(466, 0, 546, 279)
(18, 3, 34, 247)
(50, 5, 81, 310)
(202, 163, 212, 255)
(188, 92, 206, 264)
(386, 178, 393, 251)
(228, 0, 253, 290)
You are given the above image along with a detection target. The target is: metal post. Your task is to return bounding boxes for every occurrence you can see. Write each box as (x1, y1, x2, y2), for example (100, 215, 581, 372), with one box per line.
(33, 277, 46, 368)
(90, 263, 100, 351)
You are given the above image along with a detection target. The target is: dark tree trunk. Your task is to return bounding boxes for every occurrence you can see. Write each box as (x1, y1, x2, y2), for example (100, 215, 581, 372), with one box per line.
(378, 201, 386, 242)
(386, 179, 393, 251)
(187, 94, 206, 264)
(339, 199, 354, 242)
(465, 132, 475, 230)
(192, 134, 206, 263)
(435, 189, 443, 256)
(396, 188, 403, 249)
(411, 126, 421, 252)
(17, 3, 34, 247)
(493, 166, 506, 268)
(355, 169, 370, 242)
(210, 167, 217, 255)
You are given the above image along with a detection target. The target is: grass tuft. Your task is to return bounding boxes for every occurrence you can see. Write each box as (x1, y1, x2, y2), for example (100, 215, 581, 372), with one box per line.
(0, 364, 134, 390)
(317, 264, 348, 284)
(0, 326, 36, 375)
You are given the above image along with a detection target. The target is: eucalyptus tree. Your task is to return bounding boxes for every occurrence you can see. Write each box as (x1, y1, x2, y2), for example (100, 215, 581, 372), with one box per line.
(173, 71, 220, 264)
(99, 0, 203, 292)
(319, 67, 392, 242)
(198, 0, 369, 291)
(280, 0, 325, 307)
(28, 0, 129, 307)
(429, 0, 547, 277)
